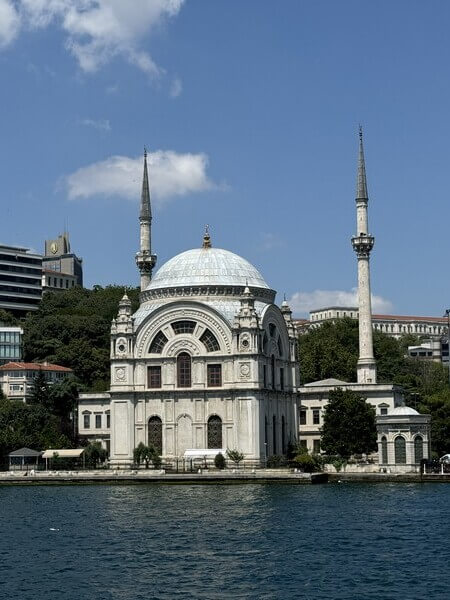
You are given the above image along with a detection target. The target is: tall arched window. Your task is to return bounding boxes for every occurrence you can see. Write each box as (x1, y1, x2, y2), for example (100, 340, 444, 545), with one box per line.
(281, 415, 286, 455)
(148, 416, 162, 454)
(381, 436, 388, 464)
(207, 415, 222, 449)
(394, 436, 406, 464)
(272, 415, 277, 454)
(414, 435, 423, 463)
(177, 353, 191, 387)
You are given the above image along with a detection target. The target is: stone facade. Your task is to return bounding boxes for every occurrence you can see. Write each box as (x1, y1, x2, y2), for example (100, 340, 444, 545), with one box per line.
(299, 378, 403, 453)
(376, 407, 431, 472)
(85, 152, 299, 467)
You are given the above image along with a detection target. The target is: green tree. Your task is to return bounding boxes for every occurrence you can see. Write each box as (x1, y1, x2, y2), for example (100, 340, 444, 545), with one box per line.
(214, 452, 226, 469)
(419, 389, 450, 456)
(133, 442, 161, 469)
(29, 369, 51, 410)
(0, 309, 19, 326)
(226, 448, 244, 467)
(0, 398, 71, 457)
(320, 388, 377, 459)
(84, 441, 108, 468)
(22, 285, 139, 390)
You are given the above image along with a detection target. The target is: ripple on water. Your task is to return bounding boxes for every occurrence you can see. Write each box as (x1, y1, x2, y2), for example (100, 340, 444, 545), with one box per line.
(0, 483, 449, 600)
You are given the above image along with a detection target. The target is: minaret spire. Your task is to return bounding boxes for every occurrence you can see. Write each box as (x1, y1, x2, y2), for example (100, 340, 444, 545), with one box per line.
(351, 127, 377, 384)
(136, 148, 157, 291)
(357, 125, 368, 200)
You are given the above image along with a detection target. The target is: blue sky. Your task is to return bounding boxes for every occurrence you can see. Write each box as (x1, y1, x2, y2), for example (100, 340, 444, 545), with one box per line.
(0, 0, 449, 317)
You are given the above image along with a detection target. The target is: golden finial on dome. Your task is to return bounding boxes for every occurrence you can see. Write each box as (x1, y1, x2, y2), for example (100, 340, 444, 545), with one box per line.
(202, 224, 212, 249)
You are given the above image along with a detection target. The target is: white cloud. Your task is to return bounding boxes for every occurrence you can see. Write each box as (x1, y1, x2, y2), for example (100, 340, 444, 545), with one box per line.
(169, 76, 182, 98)
(0, 0, 20, 48)
(65, 150, 216, 205)
(1, 0, 184, 77)
(288, 288, 393, 317)
(80, 118, 111, 131)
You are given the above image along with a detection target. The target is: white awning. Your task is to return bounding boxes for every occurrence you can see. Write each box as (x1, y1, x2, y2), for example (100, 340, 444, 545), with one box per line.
(183, 449, 227, 459)
(42, 449, 85, 459)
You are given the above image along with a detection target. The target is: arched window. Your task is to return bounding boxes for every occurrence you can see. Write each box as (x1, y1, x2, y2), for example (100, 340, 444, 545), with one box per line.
(172, 320, 196, 335)
(148, 416, 162, 454)
(207, 415, 222, 449)
(272, 415, 277, 454)
(414, 435, 423, 463)
(177, 352, 191, 387)
(281, 415, 286, 455)
(394, 436, 406, 464)
(269, 323, 276, 338)
(149, 331, 168, 354)
(200, 329, 219, 352)
(381, 436, 388, 464)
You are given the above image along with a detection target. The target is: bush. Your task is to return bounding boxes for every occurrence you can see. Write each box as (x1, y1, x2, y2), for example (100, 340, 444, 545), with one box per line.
(214, 453, 226, 469)
(293, 453, 323, 473)
(226, 448, 244, 467)
(266, 455, 287, 468)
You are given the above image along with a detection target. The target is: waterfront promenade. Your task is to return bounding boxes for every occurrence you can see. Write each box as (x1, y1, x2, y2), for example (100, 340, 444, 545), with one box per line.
(1, 469, 450, 484)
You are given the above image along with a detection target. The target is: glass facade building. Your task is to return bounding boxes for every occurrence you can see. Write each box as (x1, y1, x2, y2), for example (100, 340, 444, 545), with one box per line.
(0, 327, 23, 366)
(0, 245, 42, 315)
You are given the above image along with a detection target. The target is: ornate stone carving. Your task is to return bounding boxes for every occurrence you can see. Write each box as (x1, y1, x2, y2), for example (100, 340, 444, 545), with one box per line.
(116, 338, 127, 355)
(115, 367, 126, 382)
(239, 334, 250, 352)
(166, 339, 201, 357)
(137, 307, 231, 357)
(239, 362, 251, 380)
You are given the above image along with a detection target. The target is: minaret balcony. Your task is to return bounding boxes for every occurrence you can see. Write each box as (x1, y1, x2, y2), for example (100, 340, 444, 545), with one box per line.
(136, 251, 157, 273)
(351, 234, 374, 257)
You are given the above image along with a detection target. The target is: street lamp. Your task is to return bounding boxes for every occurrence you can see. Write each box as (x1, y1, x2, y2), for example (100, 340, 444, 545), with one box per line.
(445, 309, 450, 387)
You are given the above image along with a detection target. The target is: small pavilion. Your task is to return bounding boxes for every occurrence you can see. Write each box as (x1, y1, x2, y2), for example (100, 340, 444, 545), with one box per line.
(376, 406, 431, 472)
(8, 448, 42, 471)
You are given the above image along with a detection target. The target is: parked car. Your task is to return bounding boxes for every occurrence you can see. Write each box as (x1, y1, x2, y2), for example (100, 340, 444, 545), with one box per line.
(439, 454, 450, 464)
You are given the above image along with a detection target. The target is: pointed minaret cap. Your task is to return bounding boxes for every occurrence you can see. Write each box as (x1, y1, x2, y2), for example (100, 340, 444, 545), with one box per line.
(140, 147, 151, 220)
(202, 224, 212, 249)
(119, 292, 131, 305)
(356, 125, 368, 200)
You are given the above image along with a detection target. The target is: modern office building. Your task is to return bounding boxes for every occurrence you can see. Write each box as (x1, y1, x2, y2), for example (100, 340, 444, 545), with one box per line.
(0, 326, 23, 366)
(42, 232, 83, 292)
(0, 245, 42, 315)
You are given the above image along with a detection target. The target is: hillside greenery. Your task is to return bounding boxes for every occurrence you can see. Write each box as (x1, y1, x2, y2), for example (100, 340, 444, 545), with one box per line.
(22, 285, 140, 391)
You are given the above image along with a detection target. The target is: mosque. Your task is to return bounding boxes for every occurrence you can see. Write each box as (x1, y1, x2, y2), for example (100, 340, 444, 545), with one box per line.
(83, 151, 300, 467)
(78, 132, 431, 472)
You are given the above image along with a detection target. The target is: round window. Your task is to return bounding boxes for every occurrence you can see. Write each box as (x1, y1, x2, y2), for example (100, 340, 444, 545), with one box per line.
(118, 344, 126, 352)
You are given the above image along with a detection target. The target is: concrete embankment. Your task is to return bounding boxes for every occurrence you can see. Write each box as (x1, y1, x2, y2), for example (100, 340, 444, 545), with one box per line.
(0, 470, 328, 485)
(328, 472, 450, 483)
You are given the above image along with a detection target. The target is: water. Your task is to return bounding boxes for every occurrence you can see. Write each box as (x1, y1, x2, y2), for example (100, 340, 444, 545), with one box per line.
(0, 483, 449, 600)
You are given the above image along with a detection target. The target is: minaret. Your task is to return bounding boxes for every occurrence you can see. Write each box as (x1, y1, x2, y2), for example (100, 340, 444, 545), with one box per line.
(135, 148, 157, 291)
(351, 127, 377, 384)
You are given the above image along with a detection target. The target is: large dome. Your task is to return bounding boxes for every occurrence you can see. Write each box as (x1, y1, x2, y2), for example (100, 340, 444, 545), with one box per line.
(146, 247, 270, 291)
